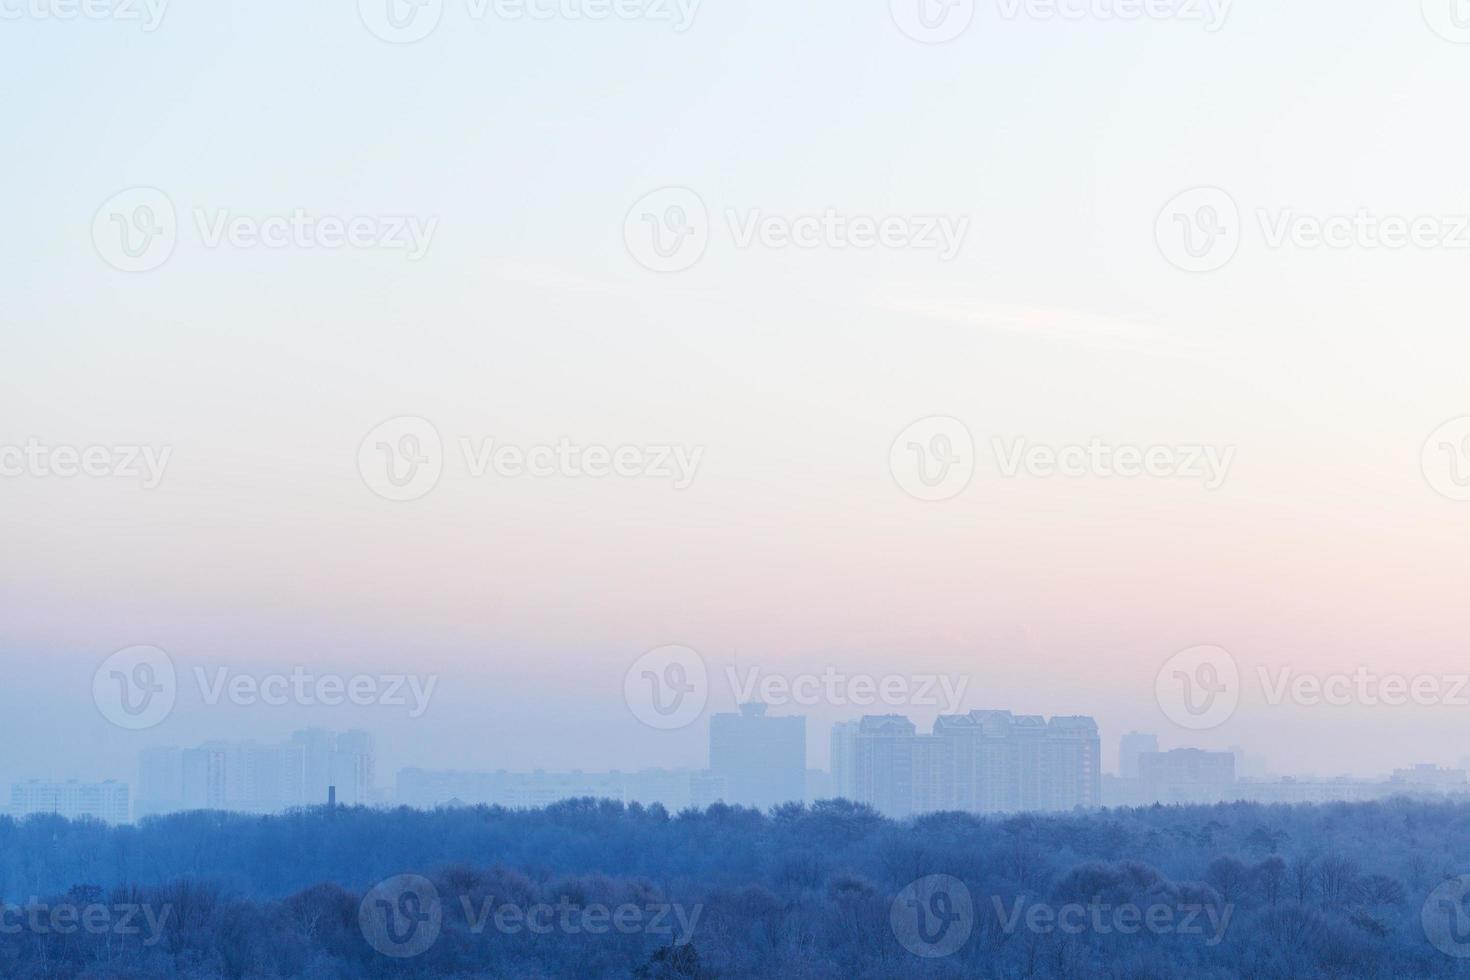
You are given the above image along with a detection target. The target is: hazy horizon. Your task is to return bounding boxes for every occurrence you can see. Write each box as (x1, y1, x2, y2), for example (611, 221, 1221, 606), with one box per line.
(7, 0, 1470, 795)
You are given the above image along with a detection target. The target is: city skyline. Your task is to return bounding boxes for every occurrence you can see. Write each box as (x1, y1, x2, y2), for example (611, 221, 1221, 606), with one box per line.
(19, 699, 1470, 825)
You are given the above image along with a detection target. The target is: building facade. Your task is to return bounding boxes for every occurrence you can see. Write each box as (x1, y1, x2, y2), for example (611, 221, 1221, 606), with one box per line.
(1119, 732, 1159, 779)
(845, 710, 1101, 818)
(137, 730, 375, 817)
(11, 780, 130, 824)
(708, 703, 806, 810)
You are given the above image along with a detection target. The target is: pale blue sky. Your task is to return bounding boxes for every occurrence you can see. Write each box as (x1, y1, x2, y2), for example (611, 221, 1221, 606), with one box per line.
(4, 0, 1470, 787)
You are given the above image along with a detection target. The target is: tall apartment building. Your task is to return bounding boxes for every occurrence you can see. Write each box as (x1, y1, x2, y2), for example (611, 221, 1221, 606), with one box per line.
(1119, 732, 1159, 779)
(1137, 748, 1236, 804)
(829, 720, 861, 800)
(708, 703, 806, 810)
(847, 710, 1101, 818)
(11, 780, 130, 824)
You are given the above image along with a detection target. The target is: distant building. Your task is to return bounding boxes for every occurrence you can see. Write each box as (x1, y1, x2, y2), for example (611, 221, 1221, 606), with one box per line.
(137, 730, 375, 817)
(1229, 746, 1270, 779)
(327, 730, 376, 805)
(1138, 749, 1236, 804)
(848, 710, 1101, 818)
(805, 769, 834, 803)
(11, 780, 130, 824)
(1119, 732, 1158, 779)
(853, 715, 926, 818)
(1391, 764, 1468, 789)
(829, 720, 861, 800)
(708, 703, 806, 810)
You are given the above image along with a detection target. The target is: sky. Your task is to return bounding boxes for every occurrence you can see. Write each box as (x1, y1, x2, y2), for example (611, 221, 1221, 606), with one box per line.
(4, 0, 1470, 789)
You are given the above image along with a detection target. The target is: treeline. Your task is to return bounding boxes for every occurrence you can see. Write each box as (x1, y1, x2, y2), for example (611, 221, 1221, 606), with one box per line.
(1, 796, 1468, 978)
